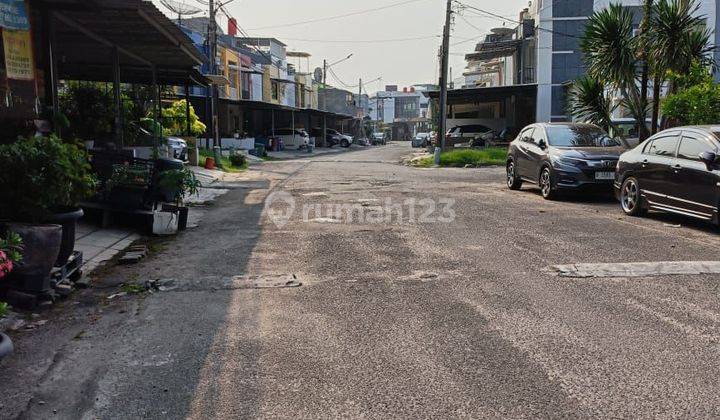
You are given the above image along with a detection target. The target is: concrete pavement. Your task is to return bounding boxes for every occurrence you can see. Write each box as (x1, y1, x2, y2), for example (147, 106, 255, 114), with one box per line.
(3, 142, 720, 419)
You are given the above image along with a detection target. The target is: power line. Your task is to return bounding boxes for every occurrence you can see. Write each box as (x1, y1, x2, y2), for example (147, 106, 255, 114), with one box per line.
(263, 35, 440, 44)
(454, 1, 582, 39)
(247, 0, 430, 31)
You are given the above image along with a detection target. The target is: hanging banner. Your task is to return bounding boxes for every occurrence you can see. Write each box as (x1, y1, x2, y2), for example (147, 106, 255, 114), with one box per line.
(0, 0, 29, 31)
(2, 29, 34, 80)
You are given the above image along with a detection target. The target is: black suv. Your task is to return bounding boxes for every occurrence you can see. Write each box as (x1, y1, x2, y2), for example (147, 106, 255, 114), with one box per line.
(615, 126, 720, 224)
(507, 123, 625, 199)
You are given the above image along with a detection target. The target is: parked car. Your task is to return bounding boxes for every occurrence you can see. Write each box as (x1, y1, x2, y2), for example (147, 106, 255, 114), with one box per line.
(507, 123, 624, 199)
(615, 126, 720, 224)
(273, 128, 310, 150)
(412, 133, 431, 148)
(322, 129, 352, 147)
(310, 128, 341, 147)
(371, 132, 386, 145)
(446, 124, 494, 148)
(166, 137, 188, 161)
(610, 118, 652, 148)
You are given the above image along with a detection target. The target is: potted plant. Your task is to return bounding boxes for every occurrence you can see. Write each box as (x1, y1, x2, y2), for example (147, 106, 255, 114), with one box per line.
(158, 167, 201, 231)
(0, 136, 96, 292)
(0, 232, 22, 361)
(105, 164, 152, 210)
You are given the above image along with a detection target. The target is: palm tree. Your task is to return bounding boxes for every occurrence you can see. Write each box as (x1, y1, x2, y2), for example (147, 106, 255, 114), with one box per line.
(576, 0, 712, 134)
(580, 4, 645, 133)
(638, 0, 654, 139)
(567, 77, 616, 133)
(650, 0, 711, 129)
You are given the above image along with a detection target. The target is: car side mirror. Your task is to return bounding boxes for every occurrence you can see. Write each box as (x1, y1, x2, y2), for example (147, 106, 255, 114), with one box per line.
(699, 151, 717, 169)
(538, 139, 547, 150)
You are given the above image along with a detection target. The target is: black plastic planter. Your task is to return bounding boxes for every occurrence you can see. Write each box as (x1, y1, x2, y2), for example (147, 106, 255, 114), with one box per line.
(0, 333, 13, 361)
(45, 208, 84, 267)
(109, 186, 148, 210)
(3, 224, 62, 294)
(178, 206, 189, 231)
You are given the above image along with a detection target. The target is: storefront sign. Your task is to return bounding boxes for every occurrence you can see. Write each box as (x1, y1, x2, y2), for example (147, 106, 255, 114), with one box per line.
(3, 29, 34, 80)
(0, 0, 29, 31)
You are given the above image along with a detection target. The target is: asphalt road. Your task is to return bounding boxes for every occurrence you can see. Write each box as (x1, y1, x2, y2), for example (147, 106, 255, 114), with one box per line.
(4, 142, 720, 419)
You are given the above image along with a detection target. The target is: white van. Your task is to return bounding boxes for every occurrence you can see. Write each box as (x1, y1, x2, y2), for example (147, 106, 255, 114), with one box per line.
(273, 128, 310, 150)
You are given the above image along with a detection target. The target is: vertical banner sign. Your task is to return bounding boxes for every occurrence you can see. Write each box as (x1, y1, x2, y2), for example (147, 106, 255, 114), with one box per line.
(3, 29, 33, 80)
(0, 0, 29, 31)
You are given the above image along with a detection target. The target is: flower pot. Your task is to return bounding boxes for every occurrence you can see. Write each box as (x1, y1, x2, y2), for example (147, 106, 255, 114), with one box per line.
(109, 186, 148, 210)
(45, 208, 84, 267)
(2, 224, 62, 293)
(0, 332, 13, 361)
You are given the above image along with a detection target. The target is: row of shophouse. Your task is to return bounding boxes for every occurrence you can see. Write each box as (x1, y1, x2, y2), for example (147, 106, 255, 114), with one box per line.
(433, 0, 720, 138)
(176, 17, 368, 147)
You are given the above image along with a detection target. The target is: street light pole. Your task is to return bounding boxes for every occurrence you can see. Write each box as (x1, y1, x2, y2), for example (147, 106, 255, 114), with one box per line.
(436, 0, 452, 165)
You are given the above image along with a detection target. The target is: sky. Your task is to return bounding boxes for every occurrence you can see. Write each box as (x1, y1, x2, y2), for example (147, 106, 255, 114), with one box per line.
(154, 0, 530, 94)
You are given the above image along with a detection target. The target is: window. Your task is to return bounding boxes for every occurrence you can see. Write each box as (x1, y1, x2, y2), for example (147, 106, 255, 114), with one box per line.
(534, 127, 547, 145)
(271, 81, 279, 100)
(519, 127, 535, 142)
(546, 125, 620, 147)
(648, 134, 679, 157)
(678, 135, 714, 161)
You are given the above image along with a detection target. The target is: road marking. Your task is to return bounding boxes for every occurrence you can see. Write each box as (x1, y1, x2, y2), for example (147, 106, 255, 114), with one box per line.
(551, 261, 720, 278)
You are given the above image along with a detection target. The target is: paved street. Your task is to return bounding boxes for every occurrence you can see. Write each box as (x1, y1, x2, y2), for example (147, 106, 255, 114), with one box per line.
(4, 142, 720, 419)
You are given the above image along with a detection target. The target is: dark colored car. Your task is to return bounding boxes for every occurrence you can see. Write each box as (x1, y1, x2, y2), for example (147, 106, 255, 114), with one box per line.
(615, 126, 720, 224)
(507, 123, 625, 199)
(309, 128, 341, 147)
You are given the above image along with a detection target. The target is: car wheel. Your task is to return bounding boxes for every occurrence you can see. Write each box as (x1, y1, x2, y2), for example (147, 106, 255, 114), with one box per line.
(506, 159, 522, 190)
(539, 166, 557, 200)
(620, 177, 646, 217)
(341, 139, 350, 148)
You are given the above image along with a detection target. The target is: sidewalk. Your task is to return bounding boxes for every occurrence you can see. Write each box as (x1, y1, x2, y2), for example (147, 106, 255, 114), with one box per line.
(74, 224, 141, 276)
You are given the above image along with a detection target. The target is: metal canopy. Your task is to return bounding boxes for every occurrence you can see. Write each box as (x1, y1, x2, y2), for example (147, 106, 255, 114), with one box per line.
(465, 39, 522, 61)
(427, 84, 537, 105)
(40, 0, 206, 85)
(221, 98, 354, 120)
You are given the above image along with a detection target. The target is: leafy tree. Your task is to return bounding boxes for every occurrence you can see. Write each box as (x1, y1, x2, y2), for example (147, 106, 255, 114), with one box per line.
(161, 99, 206, 137)
(661, 63, 720, 126)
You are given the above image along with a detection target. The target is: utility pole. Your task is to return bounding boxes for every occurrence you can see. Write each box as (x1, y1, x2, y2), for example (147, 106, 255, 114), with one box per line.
(323, 59, 327, 88)
(358, 78, 363, 140)
(435, 0, 452, 165)
(207, 0, 219, 149)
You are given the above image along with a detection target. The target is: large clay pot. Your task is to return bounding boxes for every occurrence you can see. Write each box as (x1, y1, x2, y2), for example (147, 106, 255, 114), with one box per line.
(45, 208, 84, 267)
(0, 333, 13, 361)
(3, 224, 62, 293)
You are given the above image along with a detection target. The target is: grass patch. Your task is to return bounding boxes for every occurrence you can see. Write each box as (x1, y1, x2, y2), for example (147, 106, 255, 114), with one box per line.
(120, 283, 146, 294)
(413, 147, 508, 168)
(199, 149, 248, 173)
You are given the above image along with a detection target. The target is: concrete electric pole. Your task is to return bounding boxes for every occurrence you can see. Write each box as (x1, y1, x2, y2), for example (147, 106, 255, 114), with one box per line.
(207, 0, 219, 148)
(435, 0, 452, 165)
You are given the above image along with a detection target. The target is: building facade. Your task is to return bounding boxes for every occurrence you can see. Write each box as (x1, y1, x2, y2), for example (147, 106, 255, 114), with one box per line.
(530, 0, 719, 122)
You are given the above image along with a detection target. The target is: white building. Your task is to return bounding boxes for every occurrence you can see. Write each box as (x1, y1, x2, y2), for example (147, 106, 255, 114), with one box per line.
(529, 0, 719, 122)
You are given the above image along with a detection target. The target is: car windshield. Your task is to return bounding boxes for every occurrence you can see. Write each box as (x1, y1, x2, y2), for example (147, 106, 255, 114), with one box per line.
(546, 126, 621, 147)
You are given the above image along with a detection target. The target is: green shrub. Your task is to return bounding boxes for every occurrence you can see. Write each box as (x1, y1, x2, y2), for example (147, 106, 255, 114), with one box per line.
(0, 302, 8, 318)
(229, 153, 247, 167)
(0, 136, 97, 223)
